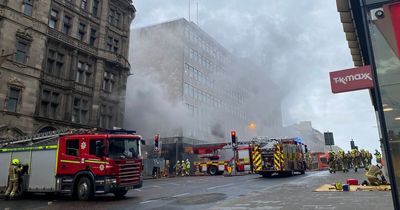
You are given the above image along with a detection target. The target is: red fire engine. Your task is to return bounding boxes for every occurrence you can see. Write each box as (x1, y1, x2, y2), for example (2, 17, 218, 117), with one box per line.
(310, 152, 329, 171)
(192, 142, 255, 175)
(0, 129, 144, 200)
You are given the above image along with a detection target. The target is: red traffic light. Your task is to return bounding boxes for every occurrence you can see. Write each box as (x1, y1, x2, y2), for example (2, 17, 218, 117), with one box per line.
(231, 131, 236, 137)
(154, 134, 159, 148)
(231, 130, 237, 145)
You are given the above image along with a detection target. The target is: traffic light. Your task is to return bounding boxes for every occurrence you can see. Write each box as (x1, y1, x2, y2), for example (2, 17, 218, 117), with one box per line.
(154, 134, 159, 148)
(231, 130, 237, 146)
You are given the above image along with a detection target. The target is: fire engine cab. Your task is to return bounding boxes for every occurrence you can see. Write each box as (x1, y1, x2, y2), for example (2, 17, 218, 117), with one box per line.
(0, 129, 144, 200)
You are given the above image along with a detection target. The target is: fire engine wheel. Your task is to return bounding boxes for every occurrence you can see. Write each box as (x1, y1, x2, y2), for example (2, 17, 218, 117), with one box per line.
(114, 189, 128, 198)
(208, 165, 218, 176)
(76, 177, 93, 201)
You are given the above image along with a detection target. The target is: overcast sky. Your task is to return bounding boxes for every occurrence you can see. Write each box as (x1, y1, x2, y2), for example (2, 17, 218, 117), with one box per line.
(129, 0, 381, 152)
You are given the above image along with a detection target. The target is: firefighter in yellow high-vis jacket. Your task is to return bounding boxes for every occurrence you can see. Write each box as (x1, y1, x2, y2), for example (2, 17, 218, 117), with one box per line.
(5, 159, 24, 200)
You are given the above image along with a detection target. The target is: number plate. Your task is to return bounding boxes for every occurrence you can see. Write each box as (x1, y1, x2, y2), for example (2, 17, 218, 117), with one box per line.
(125, 185, 135, 190)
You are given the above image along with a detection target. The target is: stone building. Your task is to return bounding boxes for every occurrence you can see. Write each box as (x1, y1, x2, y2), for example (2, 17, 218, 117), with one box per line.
(0, 0, 135, 139)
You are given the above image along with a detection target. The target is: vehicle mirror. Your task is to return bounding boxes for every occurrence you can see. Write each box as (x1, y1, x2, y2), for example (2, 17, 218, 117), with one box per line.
(95, 141, 105, 157)
(140, 139, 146, 145)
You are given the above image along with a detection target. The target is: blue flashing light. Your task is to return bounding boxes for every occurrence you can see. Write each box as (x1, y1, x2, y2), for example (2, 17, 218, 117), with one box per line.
(295, 137, 302, 143)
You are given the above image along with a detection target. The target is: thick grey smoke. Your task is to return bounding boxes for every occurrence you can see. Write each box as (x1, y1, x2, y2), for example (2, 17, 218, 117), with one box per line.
(127, 0, 380, 151)
(124, 72, 191, 140)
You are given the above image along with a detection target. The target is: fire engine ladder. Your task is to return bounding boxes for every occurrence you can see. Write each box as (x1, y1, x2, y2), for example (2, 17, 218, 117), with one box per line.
(0, 128, 89, 148)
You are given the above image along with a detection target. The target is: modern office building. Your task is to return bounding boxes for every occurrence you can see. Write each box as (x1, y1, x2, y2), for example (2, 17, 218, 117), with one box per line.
(0, 0, 135, 139)
(131, 18, 282, 142)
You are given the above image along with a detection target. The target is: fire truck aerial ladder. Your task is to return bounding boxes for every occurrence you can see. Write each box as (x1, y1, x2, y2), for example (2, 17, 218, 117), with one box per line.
(0, 128, 144, 200)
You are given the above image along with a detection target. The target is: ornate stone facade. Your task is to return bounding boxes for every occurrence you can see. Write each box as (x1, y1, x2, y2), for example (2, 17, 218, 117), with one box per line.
(0, 0, 135, 139)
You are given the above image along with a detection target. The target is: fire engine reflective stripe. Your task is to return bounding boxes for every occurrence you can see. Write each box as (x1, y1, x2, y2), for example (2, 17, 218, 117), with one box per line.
(60, 160, 80, 164)
(274, 145, 281, 170)
(85, 160, 109, 164)
(251, 145, 262, 172)
(0, 145, 58, 153)
(280, 144, 285, 168)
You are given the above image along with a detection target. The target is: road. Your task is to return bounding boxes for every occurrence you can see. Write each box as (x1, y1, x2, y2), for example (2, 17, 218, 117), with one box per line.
(0, 172, 315, 210)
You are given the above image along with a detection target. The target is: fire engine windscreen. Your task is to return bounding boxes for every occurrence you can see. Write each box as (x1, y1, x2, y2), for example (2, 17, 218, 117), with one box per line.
(108, 138, 140, 159)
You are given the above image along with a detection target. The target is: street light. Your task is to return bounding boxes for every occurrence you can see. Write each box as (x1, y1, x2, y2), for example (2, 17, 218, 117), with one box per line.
(248, 122, 256, 130)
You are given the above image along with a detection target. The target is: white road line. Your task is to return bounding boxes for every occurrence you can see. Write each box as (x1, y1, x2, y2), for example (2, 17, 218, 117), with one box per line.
(134, 189, 142, 191)
(139, 200, 157, 204)
(173, 193, 190, 197)
(207, 183, 234, 190)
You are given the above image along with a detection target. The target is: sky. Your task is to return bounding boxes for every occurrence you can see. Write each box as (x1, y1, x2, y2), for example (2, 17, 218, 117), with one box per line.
(128, 0, 381, 152)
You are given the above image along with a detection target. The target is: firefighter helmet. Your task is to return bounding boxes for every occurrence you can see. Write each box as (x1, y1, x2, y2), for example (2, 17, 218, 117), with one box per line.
(12, 158, 20, 165)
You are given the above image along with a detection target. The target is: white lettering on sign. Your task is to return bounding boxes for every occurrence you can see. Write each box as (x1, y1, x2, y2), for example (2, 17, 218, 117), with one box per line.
(333, 73, 372, 85)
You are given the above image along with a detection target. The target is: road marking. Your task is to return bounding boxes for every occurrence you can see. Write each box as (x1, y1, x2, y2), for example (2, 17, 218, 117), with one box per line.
(140, 200, 157, 204)
(134, 189, 142, 191)
(173, 193, 190, 197)
(207, 183, 234, 190)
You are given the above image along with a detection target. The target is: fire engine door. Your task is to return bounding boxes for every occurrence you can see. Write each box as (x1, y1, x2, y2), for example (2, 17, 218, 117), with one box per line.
(83, 138, 106, 176)
(59, 137, 85, 175)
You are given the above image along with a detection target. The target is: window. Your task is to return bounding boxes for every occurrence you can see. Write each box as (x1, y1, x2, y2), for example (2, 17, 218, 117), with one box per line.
(46, 49, 64, 77)
(62, 15, 72, 34)
(15, 41, 28, 63)
(108, 9, 115, 25)
(7, 88, 20, 112)
(49, 9, 58, 29)
(89, 28, 97, 46)
(113, 39, 119, 52)
(75, 61, 92, 85)
(99, 105, 113, 128)
(102, 71, 115, 92)
(80, 0, 87, 10)
(72, 97, 89, 124)
(115, 12, 121, 27)
(77, 22, 86, 41)
(23, 0, 33, 16)
(89, 139, 104, 155)
(40, 89, 60, 118)
(108, 8, 122, 27)
(92, 0, 100, 16)
(66, 139, 79, 156)
(106, 36, 112, 51)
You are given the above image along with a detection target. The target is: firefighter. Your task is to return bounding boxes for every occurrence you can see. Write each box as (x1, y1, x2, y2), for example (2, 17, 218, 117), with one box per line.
(339, 150, 348, 172)
(365, 164, 386, 186)
(174, 161, 181, 176)
(374, 149, 382, 165)
(346, 151, 353, 169)
(366, 150, 373, 166)
(360, 149, 368, 168)
(352, 149, 361, 172)
(328, 150, 336, 173)
(185, 159, 191, 176)
(181, 160, 186, 177)
(305, 152, 312, 170)
(5, 159, 24, 200)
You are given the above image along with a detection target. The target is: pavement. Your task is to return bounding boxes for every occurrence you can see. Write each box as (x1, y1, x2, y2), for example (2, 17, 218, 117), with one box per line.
(0, 169, 394, 210)
(211, 169, 394, 210)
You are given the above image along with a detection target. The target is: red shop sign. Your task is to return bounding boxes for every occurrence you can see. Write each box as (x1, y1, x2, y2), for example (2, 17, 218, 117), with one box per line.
(329, 65, 374, 94)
